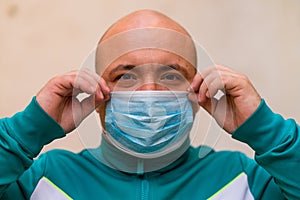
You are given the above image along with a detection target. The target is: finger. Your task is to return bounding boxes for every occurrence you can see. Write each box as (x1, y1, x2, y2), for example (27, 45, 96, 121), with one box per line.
(196, 66, 219, 101)
(98, 77, 110, 96)
(93, 77, 110, 104)
(189, 73, 203, 92)
(198, 79, 209, 103)
(74, 69, 104, 96)
(188, 72, 205, 104)
(82, 68, 106, 90)
(52, 74, 86, 96)
(73, 75, 98, 95)
(198, 70, 220, 102)
(74, 69, 111, 107)
(77, 69, 100, 92)
(79, 68, 110, 98)
(205, 75, 225, 98)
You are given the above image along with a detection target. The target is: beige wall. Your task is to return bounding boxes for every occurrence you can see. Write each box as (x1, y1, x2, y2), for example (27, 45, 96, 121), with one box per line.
(1, 0, 299, 157)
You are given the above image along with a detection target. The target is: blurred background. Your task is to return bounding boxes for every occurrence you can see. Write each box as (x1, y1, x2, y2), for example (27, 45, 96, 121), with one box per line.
(1, 0, 299, 157)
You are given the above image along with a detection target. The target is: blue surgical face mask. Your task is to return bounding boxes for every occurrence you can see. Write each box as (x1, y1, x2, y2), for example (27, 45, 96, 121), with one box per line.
(104, 91, 194, 158)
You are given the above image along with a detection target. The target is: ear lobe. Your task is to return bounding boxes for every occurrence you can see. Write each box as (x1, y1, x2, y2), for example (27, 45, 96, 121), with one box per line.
(97, 103, 107, 129)
(95, 106, 101, 113)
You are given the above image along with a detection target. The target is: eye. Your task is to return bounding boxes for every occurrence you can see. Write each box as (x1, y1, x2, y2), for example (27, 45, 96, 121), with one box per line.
(120, 73, 137, 80)
(113, 72, 138, 89)
(161, 73, 183, 81)
(114, 73, 137, 81)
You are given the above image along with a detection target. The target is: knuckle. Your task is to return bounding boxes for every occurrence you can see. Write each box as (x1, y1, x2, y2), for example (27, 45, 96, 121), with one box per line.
(240, 74, 250, 85)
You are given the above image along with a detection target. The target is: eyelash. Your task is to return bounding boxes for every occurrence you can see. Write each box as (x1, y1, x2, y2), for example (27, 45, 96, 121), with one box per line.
(114, 73, 136, 81)
(161, 73, 182, 81)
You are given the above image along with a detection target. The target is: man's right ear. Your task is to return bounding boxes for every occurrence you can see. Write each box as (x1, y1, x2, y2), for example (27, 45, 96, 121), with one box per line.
(96, 103, 106, 130)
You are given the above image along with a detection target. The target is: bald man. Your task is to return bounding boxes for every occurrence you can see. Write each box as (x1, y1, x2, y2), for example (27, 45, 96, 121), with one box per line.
(0, 10, 299, 199)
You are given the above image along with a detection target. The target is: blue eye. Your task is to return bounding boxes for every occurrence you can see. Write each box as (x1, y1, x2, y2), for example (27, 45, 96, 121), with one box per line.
(161, 74, 182, 81)
(120, 73, 136, 80)
(165, 74, 177, 80)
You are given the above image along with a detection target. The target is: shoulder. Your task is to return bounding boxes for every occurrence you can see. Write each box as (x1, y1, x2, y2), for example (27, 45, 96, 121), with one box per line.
(38, 148, 91, 163)
(31, 148, 95, 173)
(185, 145, 259, 176)
(187, 146, 273, 184)
(31, 148, 103, 183)
(189, 145, 253, 164)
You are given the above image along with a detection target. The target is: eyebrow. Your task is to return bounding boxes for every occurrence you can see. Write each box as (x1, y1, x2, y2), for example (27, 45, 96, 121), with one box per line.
(158, 64, 189, 77)
(109, 63, 192, 78)
(110, 64, 136, 74)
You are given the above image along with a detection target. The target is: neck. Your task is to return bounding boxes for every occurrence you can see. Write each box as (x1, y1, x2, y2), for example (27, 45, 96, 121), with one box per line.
(96, 135, 190, 174)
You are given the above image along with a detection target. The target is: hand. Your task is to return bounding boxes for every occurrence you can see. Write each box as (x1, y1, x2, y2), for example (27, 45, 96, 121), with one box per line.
(189, 65, 261, 133)
(36, 69, 110, 133)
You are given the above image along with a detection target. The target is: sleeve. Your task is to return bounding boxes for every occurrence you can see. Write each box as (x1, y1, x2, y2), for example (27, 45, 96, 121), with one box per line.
(0, 97, 65, 198)
(232, 99, 300, 199)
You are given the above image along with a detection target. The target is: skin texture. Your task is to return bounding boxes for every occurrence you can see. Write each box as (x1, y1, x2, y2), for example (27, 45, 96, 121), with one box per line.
(36, 9, 261, 134)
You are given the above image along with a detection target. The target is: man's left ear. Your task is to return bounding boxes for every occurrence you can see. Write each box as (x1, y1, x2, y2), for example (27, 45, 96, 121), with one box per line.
(95, 106, 101, 113)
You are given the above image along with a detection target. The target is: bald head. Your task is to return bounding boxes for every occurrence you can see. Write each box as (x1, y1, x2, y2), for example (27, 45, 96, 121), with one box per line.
(100, 10, 191, 43)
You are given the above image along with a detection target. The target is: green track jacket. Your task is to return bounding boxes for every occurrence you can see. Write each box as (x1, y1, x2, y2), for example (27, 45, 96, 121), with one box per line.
(0, 97, 299, 199)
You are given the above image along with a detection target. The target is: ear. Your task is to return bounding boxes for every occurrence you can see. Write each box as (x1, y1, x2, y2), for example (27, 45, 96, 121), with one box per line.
(96, 102, 107, 130)
(95, 106, 101, 113)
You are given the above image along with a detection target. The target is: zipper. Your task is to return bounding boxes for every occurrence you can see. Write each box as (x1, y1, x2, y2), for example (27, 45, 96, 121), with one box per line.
(140, 176, 149, 200)
(137, 160, 149, 200)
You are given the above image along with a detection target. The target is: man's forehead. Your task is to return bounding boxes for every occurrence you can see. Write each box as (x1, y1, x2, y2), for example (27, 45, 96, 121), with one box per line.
(108, 49, 189, 66)
(99, 10, 190, 42)
(95, 28, 197, 75)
